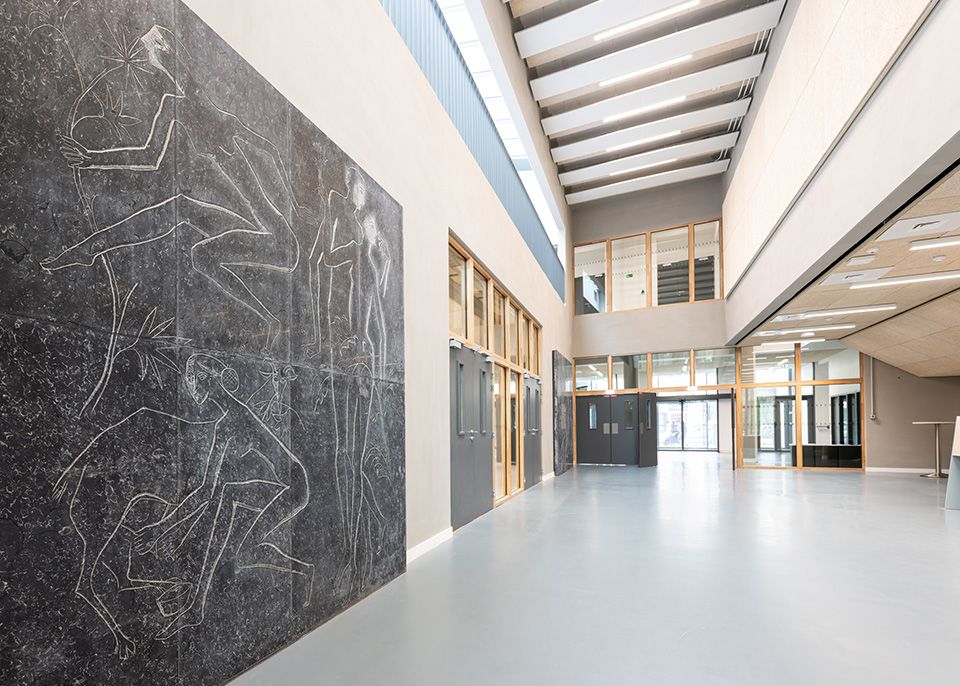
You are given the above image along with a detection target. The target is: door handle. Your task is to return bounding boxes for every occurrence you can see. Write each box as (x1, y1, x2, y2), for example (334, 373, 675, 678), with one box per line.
(602, 422, 610, 434)
(611, 423, 619, 435)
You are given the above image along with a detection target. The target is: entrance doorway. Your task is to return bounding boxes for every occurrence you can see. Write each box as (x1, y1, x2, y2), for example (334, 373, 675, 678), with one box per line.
(657, 399, 719, 451)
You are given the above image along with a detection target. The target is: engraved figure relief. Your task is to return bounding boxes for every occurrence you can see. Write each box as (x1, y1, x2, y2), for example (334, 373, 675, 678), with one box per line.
(1, 2, 404, 684)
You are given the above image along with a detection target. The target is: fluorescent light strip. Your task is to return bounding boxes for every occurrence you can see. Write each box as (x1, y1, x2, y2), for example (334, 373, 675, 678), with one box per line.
(606, 130, 682, 153)
(599, 55, 693, 88)
(609, 158, 677, 177)
(849, 271, 960, 289)
(780, 324, 856, 335)
(797, 304, 897, 319)
(759, 338, 825, 348)
(909, 235, 960, 251)
(603, 96, 687, 124)
(594, 0, 702, 42)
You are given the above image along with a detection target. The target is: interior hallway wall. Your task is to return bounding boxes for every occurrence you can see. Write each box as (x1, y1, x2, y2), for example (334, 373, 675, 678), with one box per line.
(183, 0, 573, 549)
(864, 358, 960, 470)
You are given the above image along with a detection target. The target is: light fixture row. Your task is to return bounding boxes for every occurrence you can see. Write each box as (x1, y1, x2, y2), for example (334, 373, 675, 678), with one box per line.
(594, 0, 702, 43)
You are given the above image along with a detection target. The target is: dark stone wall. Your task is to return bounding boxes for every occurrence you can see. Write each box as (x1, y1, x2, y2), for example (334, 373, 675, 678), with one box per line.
(0, 1, 406, 684)
(552, 351, 574, 476)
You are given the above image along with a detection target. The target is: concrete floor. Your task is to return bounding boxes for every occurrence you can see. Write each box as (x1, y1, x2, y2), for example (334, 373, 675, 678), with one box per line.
(233, 452, 960, 685)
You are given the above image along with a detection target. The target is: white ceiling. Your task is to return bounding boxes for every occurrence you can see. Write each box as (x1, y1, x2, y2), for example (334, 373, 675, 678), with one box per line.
(506, 0, 786, 205)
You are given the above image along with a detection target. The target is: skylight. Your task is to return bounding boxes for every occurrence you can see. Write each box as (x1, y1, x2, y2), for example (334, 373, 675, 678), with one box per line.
(437, 0, 562, 255)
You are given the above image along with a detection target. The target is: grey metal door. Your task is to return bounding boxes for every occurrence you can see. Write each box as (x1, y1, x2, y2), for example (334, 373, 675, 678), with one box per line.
(576, 395, 611, 464)
(450, 345, 493, 529)
(609, 394, 639, 465)
(523, 376, 542, 486)
(638, 392, 659, 468)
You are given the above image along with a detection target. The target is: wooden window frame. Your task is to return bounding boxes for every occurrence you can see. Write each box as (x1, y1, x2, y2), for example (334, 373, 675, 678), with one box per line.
(572, 217, 724, 317)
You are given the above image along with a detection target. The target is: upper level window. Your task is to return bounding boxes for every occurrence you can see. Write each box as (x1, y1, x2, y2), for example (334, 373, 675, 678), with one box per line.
(574, 242, 606, 314)
(693, 221, 721, 301)
(493, 289, 506, 357)
(741, 345, 795, 384)
(612, 354, 648, 390)
(508, 304, 520, 364)
(449, 245, 467, 337)
(652, 227, 690, 306)
(573, 220, 722, 315)
(611, 234, 647, 311)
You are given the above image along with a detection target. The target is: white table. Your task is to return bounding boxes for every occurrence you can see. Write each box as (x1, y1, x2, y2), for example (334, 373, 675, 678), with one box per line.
(912, 421, 952, 479)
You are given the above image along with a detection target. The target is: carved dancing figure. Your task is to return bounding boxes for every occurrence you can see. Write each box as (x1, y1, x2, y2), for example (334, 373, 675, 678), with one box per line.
(41, 25, 303, 348)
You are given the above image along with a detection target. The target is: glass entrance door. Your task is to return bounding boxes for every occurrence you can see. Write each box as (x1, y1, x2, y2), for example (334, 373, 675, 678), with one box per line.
(657, 398, 719, 451)
(493, 365, 507, 499)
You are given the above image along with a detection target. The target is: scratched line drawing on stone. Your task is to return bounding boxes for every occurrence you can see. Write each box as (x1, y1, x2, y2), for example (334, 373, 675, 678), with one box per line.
(33, 21, 308, 413)
(51, 352, 313, 660)
(6, 3, 404, 682)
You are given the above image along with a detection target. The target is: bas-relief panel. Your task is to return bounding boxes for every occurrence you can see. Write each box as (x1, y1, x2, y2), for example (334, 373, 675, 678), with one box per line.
(0, 1, 405, 684)
(552, 351, 574, 476)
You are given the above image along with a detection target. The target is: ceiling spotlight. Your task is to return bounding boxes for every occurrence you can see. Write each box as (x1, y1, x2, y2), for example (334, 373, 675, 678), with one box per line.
(599, 55, 693, 88)
(606, 130, 682, 153)
(850, 271, 960, 289)
(609, 158, 678, 177)
(594, 0, 702, 42)
(909, 235, 960, 251)
(603, 96, 687, 124)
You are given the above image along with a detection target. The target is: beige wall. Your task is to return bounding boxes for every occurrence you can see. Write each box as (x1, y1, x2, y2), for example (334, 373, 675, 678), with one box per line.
(572, 177, 722, 244)
(722, 0, 936, 293)
(865, 358, 960, 470)
(184, 0, 573, 549)
(723, 0, 960, 342)
(573, 300, 726, 358)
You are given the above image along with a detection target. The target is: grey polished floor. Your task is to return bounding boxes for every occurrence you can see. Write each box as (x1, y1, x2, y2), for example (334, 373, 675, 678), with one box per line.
(233, 453, 960, 685)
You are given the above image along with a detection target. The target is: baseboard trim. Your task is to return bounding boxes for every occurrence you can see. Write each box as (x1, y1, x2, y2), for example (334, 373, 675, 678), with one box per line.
(406, 527, 453, 565)
(866, 467, 951, 474)
(542, 471, 555, 481)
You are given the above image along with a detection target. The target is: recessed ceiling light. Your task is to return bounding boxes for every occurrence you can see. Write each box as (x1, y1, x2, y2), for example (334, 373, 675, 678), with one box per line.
(606, 130, 682, 153)
(609, 158, 678, 177)
(772, 304, 897, 322)
(757, 324, 856, 337)
(850, 270, 960, 289)
(910, 235, 960, 251)
(602, 96, 687, 124)
(594, 0, 702, 42)
(599, 55, 693, 88)
(800, 332, 815, 338)
(933, 255, 947, 263)
(846, 256, 876, 266)
(759, 338, 825, 348)
(865, 247, 879, 254)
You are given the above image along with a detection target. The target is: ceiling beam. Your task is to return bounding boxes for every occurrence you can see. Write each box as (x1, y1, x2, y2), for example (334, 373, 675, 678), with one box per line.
(566, 159, 730, 204)
(551, 97, 750, 163)
(530, 1, 784, 101)
(515, 0, 690, 59)
(558, 131, 738, 186)
(541, 53, 765, 137)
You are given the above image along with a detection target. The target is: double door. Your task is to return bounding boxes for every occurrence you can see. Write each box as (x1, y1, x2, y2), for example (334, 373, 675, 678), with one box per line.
(450, 345, 494, 529)
(576, 393, 658, 466)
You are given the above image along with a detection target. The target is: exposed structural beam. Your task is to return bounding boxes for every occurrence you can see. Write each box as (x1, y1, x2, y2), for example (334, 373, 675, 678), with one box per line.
(566, 159, 730, 204)
(530, 1, 784, 101)
(551, 97, 750, 163)
(558, 131, 738, 186)
(541, 53, 765, 137)
(515, 0, 697, 59)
